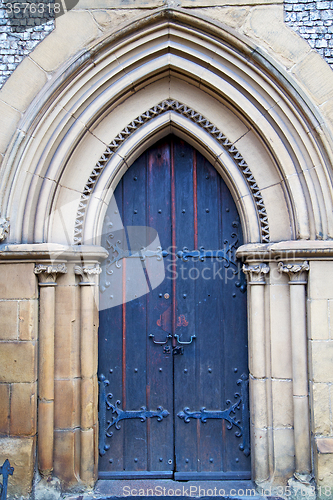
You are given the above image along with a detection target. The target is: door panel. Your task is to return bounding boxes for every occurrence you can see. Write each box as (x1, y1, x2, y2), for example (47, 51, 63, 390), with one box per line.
(98, 136, 250, 480)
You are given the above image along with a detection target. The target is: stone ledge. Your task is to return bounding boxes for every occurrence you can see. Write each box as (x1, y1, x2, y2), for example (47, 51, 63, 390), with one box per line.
(237, 240, 333, 260)
(0, 243, 108, 261)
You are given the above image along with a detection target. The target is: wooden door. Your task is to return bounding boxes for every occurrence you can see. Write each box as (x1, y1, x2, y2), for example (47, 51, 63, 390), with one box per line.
(98, 136, 250, 480)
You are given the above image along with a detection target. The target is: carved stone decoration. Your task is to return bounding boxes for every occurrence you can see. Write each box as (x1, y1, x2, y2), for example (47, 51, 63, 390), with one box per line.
(34, 263, 67, 285)
(242, 263, 270, 284)
(73, 100, 270, 245)
(278, 261, 309, 283)
(75, 264, 101, 285)
(0, 217, 10, 242)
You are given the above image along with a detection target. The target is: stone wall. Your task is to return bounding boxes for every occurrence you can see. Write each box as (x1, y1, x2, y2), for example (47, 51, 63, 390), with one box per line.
(308, 261, 333, 498)
(0, 0, 332, 90)
(0, 263, 38, 498)
(285, 0, 333, 67)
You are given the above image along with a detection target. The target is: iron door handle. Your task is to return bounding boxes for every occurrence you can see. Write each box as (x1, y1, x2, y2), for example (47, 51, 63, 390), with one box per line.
(149, 333, 172, 345)
(174, 333, 196, 345)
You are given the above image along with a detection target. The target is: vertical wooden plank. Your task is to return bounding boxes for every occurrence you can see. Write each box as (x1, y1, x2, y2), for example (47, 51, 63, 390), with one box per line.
(173, 137, 198, 474)
(219, 176, 249, 472)
(196, 152, 222, 473)
(146, 139, 174, 472)
(122, 153, 148, 472)
(98, 180, 124, 472)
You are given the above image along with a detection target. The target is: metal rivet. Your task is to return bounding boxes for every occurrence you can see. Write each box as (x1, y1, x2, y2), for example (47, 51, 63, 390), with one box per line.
(134, 210, 137, 214)
(110, 369, 113, 373)
(210, 458, 214, 463)
(182, 209, 186, 213)
(134, 368, 138, 373)
(159, 293, 163, 298)
(206, 175, 209, 179)
(235, 282, 241, 288)
(208, 368, 212, 373)
(184, 369, 188, 373)
(183, 294, 187, 298)
(114, 210, 118, 214)
(232, 293, 236, 298)
(235, 458, 239, 463)
(185, 458, 189, 463)
(158, 209, 162, 214)
(159, 368, 163, 372)
(226, 208, 230, 212)
(134, 458, 138, 463)
(159, 457, 163, 462)
(168, 459, 173, 465)
(206, 208, 210, 213)
(109, 459, 113, 463)
(110, 295, 114, 299)
(181, 152, 185, 157)
(133, 176, 137, 181)
(164, 293, 170, 299)
(234, 368, 238, 373)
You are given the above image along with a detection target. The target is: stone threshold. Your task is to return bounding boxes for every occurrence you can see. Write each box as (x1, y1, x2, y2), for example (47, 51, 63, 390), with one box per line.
(62, 480, 284, 500)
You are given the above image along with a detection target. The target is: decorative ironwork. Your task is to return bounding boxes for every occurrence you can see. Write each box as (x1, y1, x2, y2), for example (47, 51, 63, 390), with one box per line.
(98, 374, 111, 456)
(177, 375, 250, 457)
(0, 459, 14, 500)
(177, 246, 236, 267)
(237, 374, 251, 457)
(105, 398, 169, 438)
(99, 373, 169, 455)
(74, 100, 270, 245)
(177, 400, 242, 434)
(107, 243, 167, 269)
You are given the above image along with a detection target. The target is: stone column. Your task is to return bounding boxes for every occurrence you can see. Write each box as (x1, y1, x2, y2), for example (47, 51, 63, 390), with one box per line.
(34, 263, 67, 477)
(278, 261, 311, 476)
(243, 263, 270, 482)
(75, 264, 101, 486)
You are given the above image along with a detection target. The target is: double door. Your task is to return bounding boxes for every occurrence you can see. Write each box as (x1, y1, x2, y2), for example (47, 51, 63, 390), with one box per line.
(98, 136, 250, 479)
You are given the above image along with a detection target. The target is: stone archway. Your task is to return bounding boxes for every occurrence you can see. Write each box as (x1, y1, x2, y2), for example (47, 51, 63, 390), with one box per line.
(1, 7, 333, 498)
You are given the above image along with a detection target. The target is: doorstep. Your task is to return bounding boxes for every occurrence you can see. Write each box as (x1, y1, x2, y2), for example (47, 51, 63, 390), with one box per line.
(62, 480, 285, 500)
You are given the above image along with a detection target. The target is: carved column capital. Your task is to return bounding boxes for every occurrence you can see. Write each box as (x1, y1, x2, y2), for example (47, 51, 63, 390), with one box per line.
(243, 263, 270, 284)
(278, 261, 309, 284)
(0, 218, 10, 242)
(75, 264, 101, 285)
(34, 263, 67, 286)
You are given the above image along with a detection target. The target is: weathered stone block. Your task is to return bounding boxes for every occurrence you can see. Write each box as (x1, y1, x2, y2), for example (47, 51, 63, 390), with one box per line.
(273, 428, 295, 478)
(317, 437, 333, 453)
(310, 341, 333, 382)
(0, 57, 47, 112)
(54, 379, 80, 430)
(292, 50, 333, 104)
(53, 429, 80, 487)
(0, 263, 37, 300)
(19, 300, 37, 341)
(0, 383, 10, 434)
(30, 11, 100, 73)
(0, 101, 21, 155)
(0, 437, 35, 498)
(312, 383, 331, 435)
(309, 261, 333, 300)
(272, 379, 293, 428)
(55, 286, 79, 379)
(0, 341, 36, 383)
(10, 382, 37, 436)
(316, 453, 333, 491)
(0, 301, 18, 340)
(308, 299, 329, 340)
